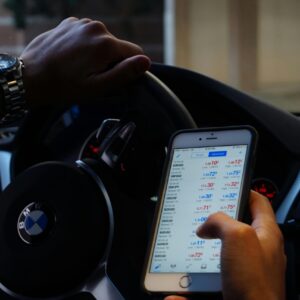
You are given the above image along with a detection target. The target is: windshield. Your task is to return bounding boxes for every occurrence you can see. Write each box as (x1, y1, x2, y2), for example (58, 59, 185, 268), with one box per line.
(1, 0, 299, 113)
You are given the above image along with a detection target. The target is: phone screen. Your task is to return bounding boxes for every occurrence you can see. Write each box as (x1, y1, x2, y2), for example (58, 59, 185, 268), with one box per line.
(150, 145, 248, 274)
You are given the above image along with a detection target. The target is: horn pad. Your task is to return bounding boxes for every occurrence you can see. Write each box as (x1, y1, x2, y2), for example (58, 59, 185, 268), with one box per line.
(0, 162, 110, 298)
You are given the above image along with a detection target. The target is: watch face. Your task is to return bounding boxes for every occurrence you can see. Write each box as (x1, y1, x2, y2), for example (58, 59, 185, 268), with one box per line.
(0, 54, 17, 73)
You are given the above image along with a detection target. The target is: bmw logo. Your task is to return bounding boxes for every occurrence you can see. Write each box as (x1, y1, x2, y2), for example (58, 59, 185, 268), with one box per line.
(17, 203, 54, 244)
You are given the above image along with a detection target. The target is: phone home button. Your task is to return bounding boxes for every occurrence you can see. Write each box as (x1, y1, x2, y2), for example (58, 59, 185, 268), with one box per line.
(179, 275, 192, 288)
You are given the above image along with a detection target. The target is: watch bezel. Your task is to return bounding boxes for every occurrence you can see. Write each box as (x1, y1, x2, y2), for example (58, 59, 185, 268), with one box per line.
(0, 54, 18, 74)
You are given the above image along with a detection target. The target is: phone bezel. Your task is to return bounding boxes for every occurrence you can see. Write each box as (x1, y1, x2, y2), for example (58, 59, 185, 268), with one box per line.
(143, 126, 258, 294)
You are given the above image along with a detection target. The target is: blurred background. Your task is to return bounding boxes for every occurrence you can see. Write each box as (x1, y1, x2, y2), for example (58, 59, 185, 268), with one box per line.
(0, 0, 299, 112)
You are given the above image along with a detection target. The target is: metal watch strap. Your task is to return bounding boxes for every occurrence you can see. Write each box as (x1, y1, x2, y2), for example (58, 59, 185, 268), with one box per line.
(0, 59, 27, 126)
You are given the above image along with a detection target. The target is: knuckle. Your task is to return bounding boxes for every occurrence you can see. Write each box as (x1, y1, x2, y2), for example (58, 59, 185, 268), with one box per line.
(231, 224, 255, 240)
(79, 18, 92, 23)
(61, 17, 78, 24)
(97, 35, 115, 48)
(206, 212, 221, 223)
(94, 20, 107, 31)
(83, 20, 108, 34)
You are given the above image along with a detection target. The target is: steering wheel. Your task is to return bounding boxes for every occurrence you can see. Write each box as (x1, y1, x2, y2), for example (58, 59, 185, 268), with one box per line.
(0, 71, 197, 300)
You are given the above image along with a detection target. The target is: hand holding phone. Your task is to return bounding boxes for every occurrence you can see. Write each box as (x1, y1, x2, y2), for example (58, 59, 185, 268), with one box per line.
(143, 126, 257, 294)
(163, 192, 286, 300)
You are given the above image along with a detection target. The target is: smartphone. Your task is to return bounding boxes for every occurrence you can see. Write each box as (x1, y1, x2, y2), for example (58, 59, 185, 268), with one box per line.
(143, 126, 257, 294)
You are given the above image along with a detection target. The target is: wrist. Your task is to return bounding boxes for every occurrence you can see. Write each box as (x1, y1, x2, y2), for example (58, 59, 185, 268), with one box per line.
(21, 57, 41, 108)
(21, 55, 57, 108)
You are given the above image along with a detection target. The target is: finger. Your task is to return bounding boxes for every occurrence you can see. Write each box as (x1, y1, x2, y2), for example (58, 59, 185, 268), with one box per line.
(250, 190, 276, 224)
(249, 190, 284, 250)
(91, 36, 145, 65)
(87, 54, 151, 94)
(250, 190, 280, 237)
(116, 39, 144, 57)
(196, 211, 251, 240)
(196, 211, 262, 266)
(196, 191, 276, 240)
(164, 296, 188, 300)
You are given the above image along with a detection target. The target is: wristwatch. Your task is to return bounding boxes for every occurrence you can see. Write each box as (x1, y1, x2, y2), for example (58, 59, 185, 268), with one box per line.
(0, 54, 27, 126)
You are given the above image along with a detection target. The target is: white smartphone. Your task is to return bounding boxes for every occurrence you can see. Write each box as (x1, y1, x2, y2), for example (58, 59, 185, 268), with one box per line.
(143, 126, 257, 294)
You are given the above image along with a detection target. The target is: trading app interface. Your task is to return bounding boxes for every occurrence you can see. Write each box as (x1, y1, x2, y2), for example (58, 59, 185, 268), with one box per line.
(150, 145, 247, 273)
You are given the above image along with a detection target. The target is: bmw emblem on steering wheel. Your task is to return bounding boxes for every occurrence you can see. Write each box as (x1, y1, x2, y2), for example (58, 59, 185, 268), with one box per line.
(17, 202, 55, 244)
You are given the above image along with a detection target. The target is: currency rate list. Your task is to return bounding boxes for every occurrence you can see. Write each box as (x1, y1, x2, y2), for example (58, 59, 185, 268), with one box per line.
(151, 145, 247, 273)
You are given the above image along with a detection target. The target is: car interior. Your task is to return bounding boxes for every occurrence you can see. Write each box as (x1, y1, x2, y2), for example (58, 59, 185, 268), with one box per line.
(0, 1, 299, 300)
